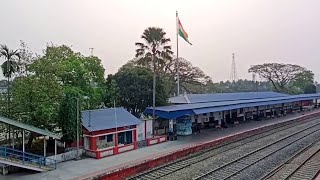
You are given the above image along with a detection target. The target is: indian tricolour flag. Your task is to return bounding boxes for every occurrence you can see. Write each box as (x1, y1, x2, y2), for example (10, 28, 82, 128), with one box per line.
(178, 18, 192, 45)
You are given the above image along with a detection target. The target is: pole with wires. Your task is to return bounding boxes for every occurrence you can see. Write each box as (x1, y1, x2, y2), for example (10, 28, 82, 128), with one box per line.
(176, 10, 180, 96)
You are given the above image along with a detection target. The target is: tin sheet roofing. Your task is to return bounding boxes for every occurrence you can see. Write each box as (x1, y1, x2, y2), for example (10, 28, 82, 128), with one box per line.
(169, 91, 288, 104)
(82, 107, 141, 132)
(0, 116, 61, 139)
(145, 93, 320, 119)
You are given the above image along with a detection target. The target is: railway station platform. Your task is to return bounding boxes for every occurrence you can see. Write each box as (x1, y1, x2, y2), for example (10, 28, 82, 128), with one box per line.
(2, 109, 320, 180)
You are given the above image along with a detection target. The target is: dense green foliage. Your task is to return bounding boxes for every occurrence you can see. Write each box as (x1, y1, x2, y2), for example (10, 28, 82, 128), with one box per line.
(248, 63, 314, 94)
(206, 80, 273, 93)
(1, 44, 106, 145)
(106, 65, 167, 116)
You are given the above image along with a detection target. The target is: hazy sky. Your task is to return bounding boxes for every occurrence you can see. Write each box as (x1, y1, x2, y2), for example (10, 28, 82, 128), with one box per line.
(1, 0, 320, 82)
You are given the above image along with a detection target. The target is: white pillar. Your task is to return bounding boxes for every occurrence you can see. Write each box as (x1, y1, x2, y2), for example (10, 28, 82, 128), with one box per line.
(43, 136, 46, 157)
(54, 139, 57, 160)
(22, 130, 25, 152)
(273, 109, 275, 117)
(12, 129, 15, 149)
(169, 119, 174, 132)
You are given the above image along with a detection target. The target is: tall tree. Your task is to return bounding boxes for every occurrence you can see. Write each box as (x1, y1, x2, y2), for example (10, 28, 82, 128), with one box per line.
(114, 66, 167, 117)
(17, 41, 35, 77)
(0, 45, 20, 116)
(248, 63, 308, 93)
(135, 27, 173, 120)
(304, 84, 316, 94)
(12, 75, 63, 148)
(58, 90, 82, 146)
(135, 27, 173, 75)
(30, 45, 105, 108)
(172, 58, 212, 94)
(290, 70, 314, 94)
(11, 44, 105, 146)
(131, 57, 212, 95)
(104, 74, 120, 108)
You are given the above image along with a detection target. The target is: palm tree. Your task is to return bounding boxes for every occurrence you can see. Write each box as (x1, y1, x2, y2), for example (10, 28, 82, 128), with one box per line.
(135, 27, 173, 76)
(135, 27, 173, 126)
(0, 45, 20, 116)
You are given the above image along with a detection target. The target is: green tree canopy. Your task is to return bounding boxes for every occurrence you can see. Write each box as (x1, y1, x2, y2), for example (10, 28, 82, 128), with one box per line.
(11, 44, 106, 146)
(248, 63, 312, 93)
(0, 45, 20, 78)
(112, 65, 167, 117)
(12, 75, 63, 130)
(304, 84, 316, 94)
(29, 44, 105, 108)
(104, 74, 120, 108)
(135, 27, 173, 75)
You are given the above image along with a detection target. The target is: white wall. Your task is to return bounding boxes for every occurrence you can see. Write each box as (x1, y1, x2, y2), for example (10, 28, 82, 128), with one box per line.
(136, 119, 153, 141)
(191, 112, 222, 124)
(47, 149, 85, 164)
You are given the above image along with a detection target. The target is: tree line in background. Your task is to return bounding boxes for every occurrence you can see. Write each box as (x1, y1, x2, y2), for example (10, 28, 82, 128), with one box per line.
(0, 27, 318, 149)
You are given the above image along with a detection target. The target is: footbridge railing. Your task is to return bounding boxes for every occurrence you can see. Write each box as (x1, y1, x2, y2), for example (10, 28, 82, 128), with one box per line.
(0, 146, 56, 171)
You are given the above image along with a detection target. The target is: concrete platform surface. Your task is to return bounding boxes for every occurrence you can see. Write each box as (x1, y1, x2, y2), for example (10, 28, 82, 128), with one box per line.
(1, 110, 320, 180)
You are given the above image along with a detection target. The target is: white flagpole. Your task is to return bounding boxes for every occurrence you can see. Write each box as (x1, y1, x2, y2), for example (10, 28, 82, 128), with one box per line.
(176, 11, 180, 96)
(114, 100, 118, 145)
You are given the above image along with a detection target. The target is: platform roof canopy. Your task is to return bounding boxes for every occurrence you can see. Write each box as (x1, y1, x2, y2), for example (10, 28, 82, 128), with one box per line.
(169, 91, 288, 104)
(146, 92, 320, 119)
(0, 116, 61, 139)
(82, 107, 141, 132)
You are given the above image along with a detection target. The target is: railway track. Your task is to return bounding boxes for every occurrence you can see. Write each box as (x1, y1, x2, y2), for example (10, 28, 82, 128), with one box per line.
(128, 118, 320, 180)
(193, 122, 320, 180)
(261, 140, 320, 180)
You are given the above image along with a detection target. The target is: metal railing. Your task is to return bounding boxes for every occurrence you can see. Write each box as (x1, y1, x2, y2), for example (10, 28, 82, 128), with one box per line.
(0, 146, 56, 170)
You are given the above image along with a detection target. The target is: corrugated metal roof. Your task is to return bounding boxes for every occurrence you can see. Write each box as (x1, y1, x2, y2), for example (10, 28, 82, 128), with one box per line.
(168, 96, 188, 104)
(169, 91, 288, 104)
(149, 93, 320, 112)
(0, 116, 61, 139)
(193, 97, 316, 114)
(82, 107, 141, 132)
(145, 93, 320, 119)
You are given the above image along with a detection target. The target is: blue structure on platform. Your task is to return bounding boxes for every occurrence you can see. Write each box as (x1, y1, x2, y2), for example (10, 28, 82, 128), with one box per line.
(144, 92, 320, 119)
(0, 146, 56, 171)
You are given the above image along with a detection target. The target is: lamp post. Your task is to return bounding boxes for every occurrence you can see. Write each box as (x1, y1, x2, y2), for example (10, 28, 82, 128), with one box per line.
(75, 97, 80, 160)
(69, 97, 80, 160)
(70, 96, 89, 160)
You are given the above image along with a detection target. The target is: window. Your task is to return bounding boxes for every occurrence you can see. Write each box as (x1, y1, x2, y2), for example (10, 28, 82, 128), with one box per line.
(97, 134, 114, 149)
(210, 112, 214, 117)
(99, 136, 105, 140)
(106, 134, 113, 142)
(203, 113, 207, 116)
(118, 131, 133, 145)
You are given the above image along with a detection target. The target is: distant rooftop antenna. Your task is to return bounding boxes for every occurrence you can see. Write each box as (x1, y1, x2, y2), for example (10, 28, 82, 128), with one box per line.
(252, 73, 256, 82)
(89, 48, 94, 56)
(230, 53, 238, 81)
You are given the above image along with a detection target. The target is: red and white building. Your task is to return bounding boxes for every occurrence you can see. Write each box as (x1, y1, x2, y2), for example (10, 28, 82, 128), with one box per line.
(82, 108, 140, 159)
